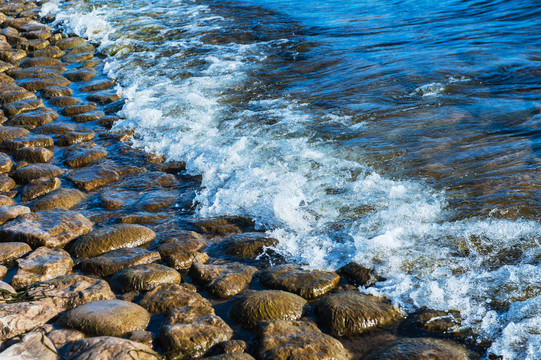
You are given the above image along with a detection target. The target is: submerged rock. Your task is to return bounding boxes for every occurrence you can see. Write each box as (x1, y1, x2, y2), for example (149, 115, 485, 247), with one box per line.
(109, 263, 181, 293)
(79, 248, 160, 277)
(212, 232, 278, 259)
(67, 164, 120, 191)
(190, 262, 258, 299)
(65, 336, 159, 360)
(30, 188, 87, 211)
(338, 261, 382, 287)
(158, 233, 208, 270)
(366, 337, 470, 360)
(138, 283, 211, 314)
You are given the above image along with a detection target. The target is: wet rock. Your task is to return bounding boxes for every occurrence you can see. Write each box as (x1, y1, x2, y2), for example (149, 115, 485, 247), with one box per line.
(56, 37, 86, 50)
(158, 234, 208, 270)
(11, 246, 73, 290)
(0, 301, 60, 341)
(29, 46, 65, 59)
(17, 38, 50, 52)
(72, 110, 105, 123)
(230, 290, 308, 329)
(21, 177, 61, 201)
(0, 126, 29, 142)
(121, 170, 179, 190)
(0, 90, 36, 105)
(20, 56, 61, 68)
(64, 144, 108, 168)
(213, 232, 278, 259)
(46, 328, 85, 354)
(48, 95, 80, 107)
(6, 106, 59, 128)
(12, 163, 62, 184)
(71, 224, 156, 259)
(0, 153, 12, 173)
(415, 309, 466, 337)
(58, 300, 150, 337)
(64, 68, 96, 82)
(315, 292, 403, 337)
(79, 248, 160, 277)
(205, 354, 255, 360)
(0, 242, 31, 265)
(126, 330, 154, 348)
(30, 188, 87, 211)
(366, 338, 469, 360)
(80, 79, 115, 92)
(96, 115, 119, 128)
(7, 64, 65, 79)
(219, 340, 248, 354)
(0, 280, 15, 294)
(1, 135, 54, 153)
(13, 146, 54, 163)
(190, 262, 258, 299)
(26, 275, 116, 310)
(62, 52, 94, 63)
(261, 265, 340, 300)
(0, 265, 6, 279)
(67, 165, 120, 191)
(65, 336, 159, 360)
(0, 175, 15, 192)
(136, 189, 177, 211)
(3, 98, 43, 117)
(138, 283, 211, 314)
(20, 75, 71, 91)
(119, 212, 169, 224)
(56, 129, 95, 146)
(258, 320, 351, 360)
(190, 217, 245, 235)
(40, 85, 72, 98)
(86, 91, 121, 104)
(110, 263, 181, 293)
(0, 331, 58, 360)
(0, 195, 14, 206)
(0, 205, 30, 225)
(160, 306, 234, 359)
(98, 189, 135, 209)
(0, 209, 92, 248)
(0, 49, 26, 63)
(34, 122, 76, 135)
(69, 44, 95, 55)
(0, 61, 14, 73)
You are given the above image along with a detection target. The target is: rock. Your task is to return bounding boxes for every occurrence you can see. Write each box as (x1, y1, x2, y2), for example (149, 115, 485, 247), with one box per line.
(0, 90, 36, 105)
(0, 153, 12, 173)
(0, 280, 16, 295)
(20, 75, 71, 91)
(120, 170, 178, 190)
(65, 336, 159, 360)
(58, 300, 150, 337)
(0, 175, 16, 192)
(366, 338, 470, 360)
(71, 224, 155, 259)
(29, 46, 65, 59)
(13, 146, 54, 163)
(6, 107, 59, 129)
(64, 68, 96, 82)
(56, 37, 86, 50)
(0, 242, 31, 265)
(0, 331, 59, 360)
(0, 60, 15, 73)
(260, 265, 340, 299)
(138, 283, 211, 314)
(0, 265, 6, 279)
(0, 205, 31, 225)
(190, 217, 243, 235)
(80, 79, 115, 92)
(98, 189, 135, 209)
(0, 49, 26, 63)
(56, 129, 95, 146)
(258, 320, 351, 360)
(315, 292, 402, 337)
(67, 165, 120, 191)
(46, 328, 85, 354)
(40, 85, 72, 98)
(62, 52, 94, 64)
(126, 330, 153, 348)
(160, 306, 233, 359)
(69, 44, 95, 55)
(48, 95, 80, 107)
(21, 177, 61, 201)
(0, 301, 60, 341)
(109, 263, 181, 293)
(415, 309, 466, 337)
(213, 232, 278, 259)
(0, 126, 29, 142)
(34, 122, 76, 135)
(11, 247, 73, 290)
(17, 38, 50, 52)
(30, 188, 87, 211)
(3, 98, 43, 117)
(119, 212, 169, 224)
(219, 340, 248, 354)
(134, 190, 177, 211)
(190, 262, 257, 299)
(61, 102, 96, 117)
(72, 110, 105, 123)
(21, 56, 61, 68)
(158, 235, 208, 270)
(86, 91, 121, 104)
(0, 209, 92, 248)
(204, 354, 255, 360)
(96, 115, 119, 128)
(7, 64, 65, 79)
(230, 290, 308, 329)
(79, 248, 160, 277)
(64, 144, 108, 168)
(0, 195, 14, 206)
(1, 135, 54, 153)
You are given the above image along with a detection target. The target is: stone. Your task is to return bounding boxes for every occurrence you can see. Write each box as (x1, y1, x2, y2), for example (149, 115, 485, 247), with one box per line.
(0, 60, 15, 73)
(109, 263, 181, 293)
(34, 122, 76, 135)
(121, 171, 179, 190)
(98, 189, 135, 209)
(17, 38, 50, 52)
(158, 234, 208, 270)
(65, 336, 159, 360)
(29, 46, 65, 59)
(26, 275, 116, 310)
(48, 95, 80, 107)
(219, 340, 248, 354)
(86, 91, 121, 104)
(0, 126, 29, 142)
(20, 75, 71, 91)
(0, 265, 6, 279)
(258, 320, 351, 360)
(62, 52, 94, 63)
(0, 175, 16, 192)
(0, 90, 35, 105)
(205, 355, 255, 360)
(46, 328, 85, 354)
(56, 129, 95, 146)
(0, 301, 60, 341)
(20, 56, 61, 68)
(0, 153, 12, 173)
(67, 165, 119, 191)
(126, 330, 153, 347)
(0, 331, 58, 360)
(190, 262, 258, 299)
(0, 242, 31, 265)
(0, 280, 16, 295)
(0, 49, 26, 63)
(160, 306, 233, 359)
(213, 232, 278, 259)
(136, 190, 177, 211)
(64, 144, 108, 168)
(0, 195, 15, 206)
(64, 68, 96, 82)
(61, 102, 96, 117)
(30, 188, 87, 211)
(58, 300, 150, 337)
(72, 110, 105, 123)
(13, 146, 54, 163)
(119, 212, 169, 224)
(40, 85, 72, 98)
(56, 37, 86, 50)
(80, 79, 115, 92)
(366, 338, 470, 360)
(79, 248, 160, 277)
(21, 177, 61, 201)
(138, 283, 211, 314)
(190, 217, 243, 235)
(0, 205, 31, 225)
(0, 209, 92, 248)
(6, 107, 59, 128)
(3, 98, 44, 117)
(1, 135, 54, 153)
(11, 247, 73, 290)
(315, 292, 403, 337)
(71, 224, 156, 259)
(96, 115, 119, 128)
(415, 309, 467, 338)
(12, 163, 62, 184)
(260, 265, 340, 299)
(7, 64, 65, 79)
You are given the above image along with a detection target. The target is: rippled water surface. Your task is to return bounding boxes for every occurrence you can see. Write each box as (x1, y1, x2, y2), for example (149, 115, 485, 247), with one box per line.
(46, 0, 541, 358)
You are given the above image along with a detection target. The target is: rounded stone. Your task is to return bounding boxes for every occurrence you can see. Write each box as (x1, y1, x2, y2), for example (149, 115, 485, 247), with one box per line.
(212, 232, 278, 259)
(0, 242, 31, 265)
(109, 263, 181, 293)
(30, 188, 87, 211)
(366, 338, 470, 360)
(230, 290, 308, 329)
(138, 283, 211, 314)
(12, 163, 63, 184)
(58, 300, 150, 337)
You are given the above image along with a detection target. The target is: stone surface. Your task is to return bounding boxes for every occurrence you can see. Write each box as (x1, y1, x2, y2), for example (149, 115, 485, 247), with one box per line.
(46, 328, 85, 354)
(257, 320, 351, 360)
(205, 355, 256, 360)
(160, 306, 234, 359)
(71, 224, 156, 259)
(0, 126, 29, 142)
(212, 232, 278, 259)
(2, 135, 54, 153)
(64, 68, 96, 82)
(0, 205, 30, 225)
(0, 195, 14, 206)
(65, 336, 159, 360)
(0, 153, 13, 173)
(48, 95, 80, 107)
(157, 231, 206, 269)
(56, 37, 86, 50)
(29, 46, 65, 59)
(366, 338, 470, 360)
(138, 283, 211, 314)
(109, 263, 181, 293)
(30, 188, 87, 211)
(21, 177, 61, 201)
(72, 110, 105, 123)
(58, 300, 150, 337)
(0, 175, 15, 192)
(191, 262, 258, 299)
(12, 146, 54, 163)
(34, 122, 76, 135)
(260, 265, 340, 299)
(230, 290, 308, 329)
(0, 242, 31, 265)
(0, 331, 59, 360)
(67, 165, 120, 191)
(56, 129, 95, 147)
(3, 98, 43, 117)
(79, 248, 160, 277)
(0, 280, 16, 295)
(80, 79, 115, 92)
(20, 75, 71, 91)
(11, 246, 73, 290)
(12, 163, 62, 184)
(21, 56, 61, 68)
(64, 144, 108, 168)
(0, 301, 60, 341)
(61, 102, 96, 117)
(7, 107, 59, 129)
(40, 85, 72, 98)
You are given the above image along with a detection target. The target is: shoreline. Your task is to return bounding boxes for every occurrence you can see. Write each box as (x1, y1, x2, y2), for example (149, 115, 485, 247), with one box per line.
(0, 1, 485, 359)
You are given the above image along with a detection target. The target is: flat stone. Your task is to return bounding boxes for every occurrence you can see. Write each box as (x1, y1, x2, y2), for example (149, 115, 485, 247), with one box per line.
(71, 224, 156, 259)
(258, 320, 351, 360)
(119, 212, 169, 225)
(23, 30, 52, 41)
(260, 265, 340, 299)
(213, 232, 278, 259)
(366, 338, 469, 360)
(46, 328, 85, 354)
(0, 301, 60, 341)
(0, 126, 29, 142)
(138, 283, 211, 314)
(64, 68, 96, 82)
(230, 290, 308, 329)
(96, 116, 119, 129)
(64, 144, 108, 168)
(0, 175, 16, 192)
(0, 205, 30, 225)
(0, 60, 15, 73)
(415, 309, 466, 338)
(69, 44, 95, 55)
(338, 262, 384, 287)
(135, 190, 177, 211)
(3, 98, 43, 117)
(12, 163, 62, 184)
(110, 263, 181, 294)
(17, 38, 50, 52)
(98, 189, 136, 209)
(160, 306, 234, 359)
(0, 280, 15, 294)
(56, 37, 86, 50)
(29, 46, 65, 59)
(65, 336, 159, 360)
(48, 95, 80, 107)
(40, 85, 72, 98)
(1, 135, 54, 154)
(7, 64, 65, 79)
(58, 300, 150, 337)
(0, 195, 14, 206)
(0, 90, 36, 105)
(6, 107, 59, 129)
(13, 146, 53, 163)
(56, 129, 95, 147)
(86, 91, 121, 104)
(34, 122, 76, 135)
(0, 49, 26, 63)
(79, 248, 160, 277)
(21, 177, 61, 201)
(0, 242, 31, 265)
(190, 262, 258, 299)
(61, 102, 97, 117)
(190, 217, 243, 235)
(12, 246, 73, 290)
(67, 165, 120, 191)
(158, 233, 208, 270)
(0, 265, 6, 279)
(20, 75, 71, 91)
(0, 331, 58, 360)
(30, 188, 87, 211)
(0, 209, 92, 248)
(120, 171, 179, 190)
(62, 52, 93, 63)
(20, 56, 61, 68)
(72, 110, 105, 123)
(0, 153, 13, 173)
(80, 79, 115, 92)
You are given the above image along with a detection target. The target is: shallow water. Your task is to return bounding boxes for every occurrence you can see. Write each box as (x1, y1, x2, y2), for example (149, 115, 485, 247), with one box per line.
(46, 0, 541, 358)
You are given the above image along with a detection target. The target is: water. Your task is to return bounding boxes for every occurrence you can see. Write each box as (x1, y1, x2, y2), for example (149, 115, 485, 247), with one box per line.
(45, 0, 541, 358)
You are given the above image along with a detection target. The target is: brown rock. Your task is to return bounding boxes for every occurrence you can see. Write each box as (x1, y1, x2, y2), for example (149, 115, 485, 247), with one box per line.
(158, 233, 208, 270)
(0, 49, 26, 63)
(17, 38, 50, 52)
(61, 102, 97, 117)
(29, 46, 65, 59)
(79, 248, 160, 277)
(415, 309, 467, 338)
(7, 64, 65, 79)
(40, 85, 73, 98)
(1, 135, 54, 153)
(96, 115, 119, 128)
(6, 106, 59, 129)
(0, 90, 36, 105)
(119, 212, 169, 224)
(80, 79, 115, 92)
(0, 205, 30, 225)
(138, 283, 211, 314)
(0, 301, 60, 341)
(0, 265, 6, 279)
(0, 331, 58, 360)
(72, 110, 105, 123)
(64, 144, 107, 168)
(30, 188, 87, 211)
(46, 328, 85, 353)
(65, 336, 159, 360)
(0, 153, 13, 173)
(86, 91, 121, 104)
(190, 217, 243, 235)
(205, 354, 255, 360)
(69, 44, 95, 55)
(0, 126, 29, 142)
(21, 177, 61, 201)
(67, 165, 120, 191)
(12, 246, 73, 290)
(136, 189, 177, 211)
(62, 52, 94, 63)
(110, 263, 181, 293)
(0, 195, 15, 206)
(56, 129, 95, 146)
(0, 242, 31, 265)
(214, 232, 278, 259)
(48, 95, 80, 107)
(34, 122, 76, 135)
(126, 330, 153, 348)
(0, 280, 15, 294)
(190, 262, 258, 299)
(64, 68, 96, 82)
(20, 56, 60, 68)
(56, 37, 86, 50)
(3, 98, 43, 117)
(20, 75, 71, 91)
(0, 175, 16, 192)
(12, 163, 62, 184)
(13, 146, 53, 163)
(366, 338, 470, 360)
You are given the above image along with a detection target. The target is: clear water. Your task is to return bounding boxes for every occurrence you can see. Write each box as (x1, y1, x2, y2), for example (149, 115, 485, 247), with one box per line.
(45, 0, 541, 358)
